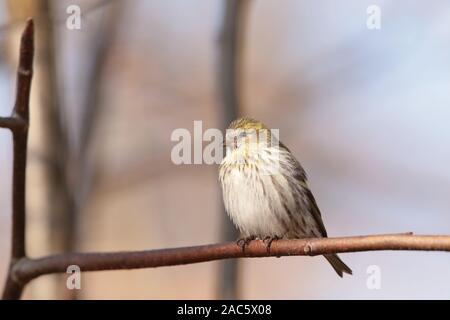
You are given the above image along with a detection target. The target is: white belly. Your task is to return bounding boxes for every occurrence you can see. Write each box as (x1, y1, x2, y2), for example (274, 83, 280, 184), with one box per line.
(220, 167, 288, 238)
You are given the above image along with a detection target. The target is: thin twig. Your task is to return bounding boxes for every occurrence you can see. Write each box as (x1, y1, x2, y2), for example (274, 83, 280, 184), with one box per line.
(0, 117, 26, 131)
(10, 19, 34, 259)
(1, 18, 34, 300)
(9, 233, 450, 288)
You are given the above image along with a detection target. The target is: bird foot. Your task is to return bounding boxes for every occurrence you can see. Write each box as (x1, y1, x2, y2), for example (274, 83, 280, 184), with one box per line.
(236, 236, 256, 253)
(263, 236, 280, 254)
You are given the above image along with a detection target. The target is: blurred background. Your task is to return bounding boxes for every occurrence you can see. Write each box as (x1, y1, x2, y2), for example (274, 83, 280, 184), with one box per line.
(1, 0, 450, 299)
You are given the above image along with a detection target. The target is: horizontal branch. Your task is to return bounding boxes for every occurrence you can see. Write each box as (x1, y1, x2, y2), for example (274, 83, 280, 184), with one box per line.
(0, 116, 27, 132)
(10, 233, 450, 285)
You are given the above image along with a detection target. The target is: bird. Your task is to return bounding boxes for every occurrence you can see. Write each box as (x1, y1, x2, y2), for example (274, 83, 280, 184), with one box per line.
(219, 117, 352, 277)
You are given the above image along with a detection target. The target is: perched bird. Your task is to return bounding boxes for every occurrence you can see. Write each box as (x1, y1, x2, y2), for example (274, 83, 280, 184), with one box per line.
(219, 118, 352, 277)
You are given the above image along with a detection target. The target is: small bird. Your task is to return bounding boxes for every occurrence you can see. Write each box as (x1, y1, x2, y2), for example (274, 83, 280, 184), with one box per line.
(219, 118, 352, 277)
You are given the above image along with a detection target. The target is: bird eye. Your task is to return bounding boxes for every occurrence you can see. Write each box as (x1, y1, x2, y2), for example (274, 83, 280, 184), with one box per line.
(238, 131, 248, 138)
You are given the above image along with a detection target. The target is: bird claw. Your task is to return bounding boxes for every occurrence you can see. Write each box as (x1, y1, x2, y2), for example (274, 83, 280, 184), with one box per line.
(236, 236, 256, 252)
(263, 236, 280, 253)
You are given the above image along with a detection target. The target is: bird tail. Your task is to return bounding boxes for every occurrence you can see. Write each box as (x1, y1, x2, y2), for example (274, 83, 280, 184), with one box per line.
(324, 254, 352, 277)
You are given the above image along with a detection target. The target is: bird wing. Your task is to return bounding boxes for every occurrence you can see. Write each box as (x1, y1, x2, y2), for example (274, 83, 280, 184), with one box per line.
(279, 142, 328, 237)
(304, 186, 328, 237)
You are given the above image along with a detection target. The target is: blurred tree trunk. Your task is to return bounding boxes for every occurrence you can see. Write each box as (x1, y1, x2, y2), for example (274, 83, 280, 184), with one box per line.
(76, 0, 123, 209)
(37, 0, 73, 256)
(5, 0, 122, 299)
(37, 0, 124, 300)
(217, 0, 251, 299)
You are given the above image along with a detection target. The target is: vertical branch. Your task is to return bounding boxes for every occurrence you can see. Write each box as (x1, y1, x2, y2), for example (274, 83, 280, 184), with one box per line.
(11, 19, 34, 260)
(217, 0, 250, 299)
(1, 18, 34, 300)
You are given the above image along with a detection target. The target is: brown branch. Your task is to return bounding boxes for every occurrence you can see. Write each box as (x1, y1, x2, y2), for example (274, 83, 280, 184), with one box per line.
(1, 18, 34, 300)
(0, 117, 26, 131)
(7, 233, 450, 288)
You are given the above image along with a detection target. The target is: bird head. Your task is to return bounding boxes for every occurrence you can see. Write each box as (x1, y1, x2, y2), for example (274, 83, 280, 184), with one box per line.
(224, 118, 273, 152)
